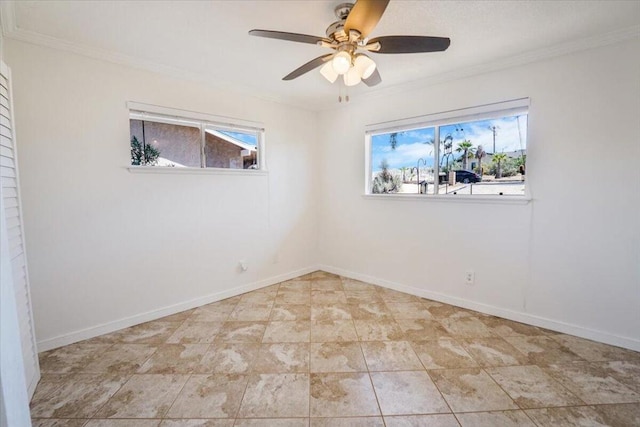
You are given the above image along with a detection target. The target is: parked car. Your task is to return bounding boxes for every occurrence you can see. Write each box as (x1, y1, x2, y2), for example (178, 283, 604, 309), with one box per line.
(454, 170, 482, 183)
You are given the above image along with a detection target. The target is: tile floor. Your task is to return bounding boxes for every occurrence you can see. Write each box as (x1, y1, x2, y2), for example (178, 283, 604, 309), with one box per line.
(31, 271, 640, 426)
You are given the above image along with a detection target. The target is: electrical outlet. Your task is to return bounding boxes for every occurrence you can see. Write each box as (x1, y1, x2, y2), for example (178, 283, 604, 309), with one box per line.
(239, 260, 248, 272)
(465, 271, 475, 285)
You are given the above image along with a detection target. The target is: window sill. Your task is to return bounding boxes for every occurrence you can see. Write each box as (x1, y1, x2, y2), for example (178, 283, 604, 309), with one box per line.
(127, 166, 268, 176)
(362, 193, 531, 205)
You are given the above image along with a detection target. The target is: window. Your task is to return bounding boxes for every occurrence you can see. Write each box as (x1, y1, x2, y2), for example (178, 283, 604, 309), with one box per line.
(366, 99, 528, 197)
(128, 104, 263, 170)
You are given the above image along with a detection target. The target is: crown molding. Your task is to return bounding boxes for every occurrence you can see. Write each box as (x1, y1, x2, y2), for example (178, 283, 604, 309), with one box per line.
(1, 0, 638, 112)
(0, 0, 17, 35)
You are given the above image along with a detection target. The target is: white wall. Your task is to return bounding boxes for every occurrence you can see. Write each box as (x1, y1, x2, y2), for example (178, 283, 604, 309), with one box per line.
(5, 40, 319, 350)
(317, 39, 640, 350)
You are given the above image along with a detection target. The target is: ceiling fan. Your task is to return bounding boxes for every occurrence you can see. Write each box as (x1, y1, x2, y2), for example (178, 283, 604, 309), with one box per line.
(249, 0, 450, 88)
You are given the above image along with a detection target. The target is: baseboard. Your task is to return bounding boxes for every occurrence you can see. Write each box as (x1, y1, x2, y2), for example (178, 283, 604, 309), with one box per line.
(37, 265, 319, 352)
(319, 264, 640, 352)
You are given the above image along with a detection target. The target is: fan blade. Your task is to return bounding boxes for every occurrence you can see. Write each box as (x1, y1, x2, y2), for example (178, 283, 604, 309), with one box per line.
(368, 36, 451, 53)
(362, 68, 382, 87)
(283, 54, 333, 80)
(249, 29, 330, 45)
(344, 0, 390, 39)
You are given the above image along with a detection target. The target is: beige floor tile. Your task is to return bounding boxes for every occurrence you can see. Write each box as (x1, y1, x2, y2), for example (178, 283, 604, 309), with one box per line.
(371, 371, 450, 415)
(311, 290, 348, 304)
(278, 279, 311, 292)
(30, 373, 129, 418)
(425, 303, 474, 320)
(386, 302, 433, 320)
(599, 359, 640, 393)
(311, 320, 359, 342)
(137, 344, 208, 374)
(341, 278, 379, 292)
(310, 417, 383, 426)
(396, 319, 450, 341)
(353, 320, 405, 341)
(229, 303, 274, 321)
(486, 365, 583, 408)
(479, 316, 544, 338)
(377, 290, 419, 303)
(270, 304, 311, 321)
(545, 362, 640, 404)
(238, 373, 310, 418)
(349, 303, 394, 320)
(311, 278, 343, 291)
(235, 419, 309, 427)
(253, 343, 310, 373)
(31, 420, 89, 427)
(384, 414, 460, 427)
(111, 321, 184, 344)
(215, 321, 267, 342)
(166, 374, 248, 418)
(190, 301, 237, 322)
(360, 341, 423, 371)
(263, 321, 311, 342)
(80, 344, 157, 374)
(310, 372, 380, 417)
(195, 342, 259, 374)
(550, 334, 640, 362)
(311, 304, 352, 321)
(503, 335, 585, 365)
(30, 272, 640, 427)
(460, 338, 531, 367)
(308, 271, 339, 280)
(276, 291, 311, 305)
(166, 321, 223, 344)
(593, 402, 640, 427)
(525, 406, 609, 427)
(239, 292, 277, 305)
(438, 317, 496, 339)
(84, 421, 161, 427)
(160, 420, 234, 427)
(159, 309, 195, 323)
(95, 374, 188, 418)
(310, 342, 367, 372)
(456, 410, 536, 426)
(345, 291, 383, 304)
(38, 343, 113, 374)
(429, 368, 518, 412)
(411, 339, 478, 370)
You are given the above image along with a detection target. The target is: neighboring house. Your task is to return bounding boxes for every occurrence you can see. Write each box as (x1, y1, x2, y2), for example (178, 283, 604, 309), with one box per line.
(130, 120, 257, 169)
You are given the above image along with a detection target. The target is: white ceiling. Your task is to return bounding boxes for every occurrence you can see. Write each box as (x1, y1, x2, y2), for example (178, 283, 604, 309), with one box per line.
(2, 1, 639, 110)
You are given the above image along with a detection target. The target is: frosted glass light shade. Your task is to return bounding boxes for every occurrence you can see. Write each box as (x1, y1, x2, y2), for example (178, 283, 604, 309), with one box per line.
(320, 62, 338, 83)
(354, 54, 376, 79)
(332, 51, 352, 75)
(343, 66, 361, 86)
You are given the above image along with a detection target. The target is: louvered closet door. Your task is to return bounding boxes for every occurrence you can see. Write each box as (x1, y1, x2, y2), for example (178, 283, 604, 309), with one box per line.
(0, 60, 40, 399)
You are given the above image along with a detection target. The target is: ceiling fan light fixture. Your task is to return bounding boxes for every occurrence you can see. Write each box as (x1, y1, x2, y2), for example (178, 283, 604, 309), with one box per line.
(343, 66, 361, 86)
(332, 51, 352, 75)
(320, 62, 339, 83)
(354, 54, 376, 79)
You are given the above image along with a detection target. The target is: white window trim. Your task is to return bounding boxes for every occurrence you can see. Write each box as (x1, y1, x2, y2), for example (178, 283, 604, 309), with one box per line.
(127, 101, 266, 173)
(364, 98, 530, 202)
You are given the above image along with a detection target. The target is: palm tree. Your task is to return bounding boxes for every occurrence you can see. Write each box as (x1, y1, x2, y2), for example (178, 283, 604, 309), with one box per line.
(475, 145, 486, 176)
(399, 166, 409, 182)
(455, 140, 475, 170)
(492, 153, 508, 179)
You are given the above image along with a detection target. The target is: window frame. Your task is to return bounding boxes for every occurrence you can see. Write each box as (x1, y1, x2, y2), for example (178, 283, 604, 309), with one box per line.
(364, 98, 530, 202)
(127, 102, 266, 173)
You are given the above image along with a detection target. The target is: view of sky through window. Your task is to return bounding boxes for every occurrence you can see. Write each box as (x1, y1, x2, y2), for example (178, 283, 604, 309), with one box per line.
(371, 115, 527, 174)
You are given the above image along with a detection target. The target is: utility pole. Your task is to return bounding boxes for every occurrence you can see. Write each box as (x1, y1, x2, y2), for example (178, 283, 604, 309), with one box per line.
(488, 125, 498, 154)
